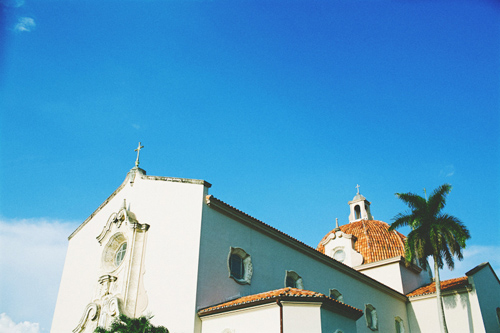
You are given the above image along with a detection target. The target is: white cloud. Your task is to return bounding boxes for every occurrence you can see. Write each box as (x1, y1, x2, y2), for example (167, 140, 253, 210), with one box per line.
(14, 17, 36, 32)
(0, 218, 77, 332)
(0, 313, 40, 333)
(431, 245, 500, 281)
(439, 164, 455, 178)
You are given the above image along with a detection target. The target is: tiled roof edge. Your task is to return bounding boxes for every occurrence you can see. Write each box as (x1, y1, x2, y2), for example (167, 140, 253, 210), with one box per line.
(198, 289, 363, 320)
(205, 195, 407, 302)
(407, 277, 470, 298)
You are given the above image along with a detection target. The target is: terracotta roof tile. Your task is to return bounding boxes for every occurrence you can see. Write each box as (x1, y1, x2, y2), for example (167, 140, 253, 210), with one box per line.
(198, 287, 362, 317)
(407, 277, 469, 297)
(317, 220, 406, 264)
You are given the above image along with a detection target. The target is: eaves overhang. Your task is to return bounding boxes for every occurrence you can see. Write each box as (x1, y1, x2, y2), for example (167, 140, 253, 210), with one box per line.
(198, 288, 363, 320)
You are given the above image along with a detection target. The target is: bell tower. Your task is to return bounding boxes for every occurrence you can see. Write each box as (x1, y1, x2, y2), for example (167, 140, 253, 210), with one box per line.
(348, 185, 373, 222)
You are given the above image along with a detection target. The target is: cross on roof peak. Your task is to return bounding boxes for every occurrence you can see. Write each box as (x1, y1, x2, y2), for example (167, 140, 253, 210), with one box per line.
(355, 184, 360, 194)
(135, 142, 144, 167)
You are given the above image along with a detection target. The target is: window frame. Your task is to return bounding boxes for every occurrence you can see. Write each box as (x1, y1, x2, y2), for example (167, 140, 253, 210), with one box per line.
(227, 247, 252, 285)
(329, 288, 344, 303)
(365, 304, 378, 331)
(284, 270, 304, 289)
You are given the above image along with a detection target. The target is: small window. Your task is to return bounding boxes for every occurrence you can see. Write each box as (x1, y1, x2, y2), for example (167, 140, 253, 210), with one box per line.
(329, 289, 344, 303)
(365, 304, 378, 331)
(284, 270, 304, 289)
(332, 247, 346, 262)
(227, 247, 252, 284)
(395, 317, 405, 333)
(115, 242, 127, 266)
(229, 254, 243, 280)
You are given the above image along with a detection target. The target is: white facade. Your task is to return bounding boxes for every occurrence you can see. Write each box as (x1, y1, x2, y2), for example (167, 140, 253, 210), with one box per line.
(51, 167, 500, 333)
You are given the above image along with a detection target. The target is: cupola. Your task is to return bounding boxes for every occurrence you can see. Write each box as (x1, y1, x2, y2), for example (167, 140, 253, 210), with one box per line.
(348, 185, 373, 222)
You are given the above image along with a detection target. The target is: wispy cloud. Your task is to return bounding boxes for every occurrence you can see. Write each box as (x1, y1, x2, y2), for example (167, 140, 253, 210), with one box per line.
(439, 164, 455, 178)
(431, 245, 500, 281)
(1, 0, 26, 8)
(14, 17, 36, 32)
(0, 218, 76, 332)
(0, 313, 39, 333)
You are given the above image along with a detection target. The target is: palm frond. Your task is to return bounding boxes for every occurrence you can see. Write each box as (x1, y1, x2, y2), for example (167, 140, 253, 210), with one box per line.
(427, 184, 452, 216)
(393, 184, 469, 274)
(395, 192, 426, 211)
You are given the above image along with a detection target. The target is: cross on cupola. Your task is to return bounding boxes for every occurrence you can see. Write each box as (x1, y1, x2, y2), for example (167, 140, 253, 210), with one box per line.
(348, 184, 374, 222)
(135, 142, 144, 167)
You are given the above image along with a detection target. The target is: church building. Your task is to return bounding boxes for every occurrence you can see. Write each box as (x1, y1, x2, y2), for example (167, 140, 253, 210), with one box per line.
(51, 150, 500, 333)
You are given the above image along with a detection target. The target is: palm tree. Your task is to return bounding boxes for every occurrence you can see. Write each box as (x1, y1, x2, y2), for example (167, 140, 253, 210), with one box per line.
(389, 183, 470, 333)
(94, 314, 168, 333)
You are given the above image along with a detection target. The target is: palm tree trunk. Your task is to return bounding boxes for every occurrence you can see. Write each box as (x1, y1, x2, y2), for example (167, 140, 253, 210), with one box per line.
(434, 259, 449, 333)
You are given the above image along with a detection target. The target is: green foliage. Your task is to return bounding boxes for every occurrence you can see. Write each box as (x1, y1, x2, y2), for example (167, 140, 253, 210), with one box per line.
(389, 183, 470, 269)
(94, 314, 168, 333)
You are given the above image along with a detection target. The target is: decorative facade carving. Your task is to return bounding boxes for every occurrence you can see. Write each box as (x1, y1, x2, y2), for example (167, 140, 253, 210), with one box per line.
(74, 201, 150, 332)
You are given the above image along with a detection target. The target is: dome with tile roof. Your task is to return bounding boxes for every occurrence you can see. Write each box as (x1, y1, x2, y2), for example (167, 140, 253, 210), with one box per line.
(317, 220, 407, 264)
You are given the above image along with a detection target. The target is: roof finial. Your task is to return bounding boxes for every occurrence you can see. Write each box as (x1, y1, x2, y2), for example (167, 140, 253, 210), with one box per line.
(135, 142, 144, 167)
(335, 218, 339, 229)
(355, 184, 360, 194)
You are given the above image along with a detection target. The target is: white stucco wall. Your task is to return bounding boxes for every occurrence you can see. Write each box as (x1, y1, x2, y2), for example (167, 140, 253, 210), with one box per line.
(467, 265, 500, 332)
(407, 291, 476, 333)
(200, 301, 357, 333)
(197, 203, 409, 333)
(200, 304, 280, 333)
(399, 263, 432, 295)
(282, 302, 322, 333)
(358, 260, 431, 295)
(358, 262, 404, 293)
(51, 173, 208, 333)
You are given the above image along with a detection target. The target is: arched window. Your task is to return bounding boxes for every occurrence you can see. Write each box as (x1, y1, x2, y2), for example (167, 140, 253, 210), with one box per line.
(365, 304, 378, 331)
(395, 317, 405, 333)
(329, 289, 344, 303)
(227, 247, 252, 284)
(355, 205, 361, 219)
(229, 254, 243, 280)
(284, 270, 304, 289)
(114, 242, 127, 267)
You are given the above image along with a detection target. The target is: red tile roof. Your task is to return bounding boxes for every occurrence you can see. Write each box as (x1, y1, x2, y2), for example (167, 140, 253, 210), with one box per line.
(407, 277, 469, 297)
(198, 287, 363, 319)
(317, 220, 407, 264)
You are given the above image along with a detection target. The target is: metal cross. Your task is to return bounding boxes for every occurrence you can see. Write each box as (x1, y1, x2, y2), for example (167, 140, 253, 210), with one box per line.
(135, 142, 144, 167)
(355, 184, 360, 194)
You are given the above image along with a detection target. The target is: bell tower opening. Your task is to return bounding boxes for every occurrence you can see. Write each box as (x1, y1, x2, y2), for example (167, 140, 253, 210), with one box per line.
(355, 205, 361, 220)
(348, 185, 373, 222)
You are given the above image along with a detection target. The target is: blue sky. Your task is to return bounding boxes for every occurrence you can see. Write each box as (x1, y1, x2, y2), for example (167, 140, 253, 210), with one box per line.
(1, 0, 499, 331)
